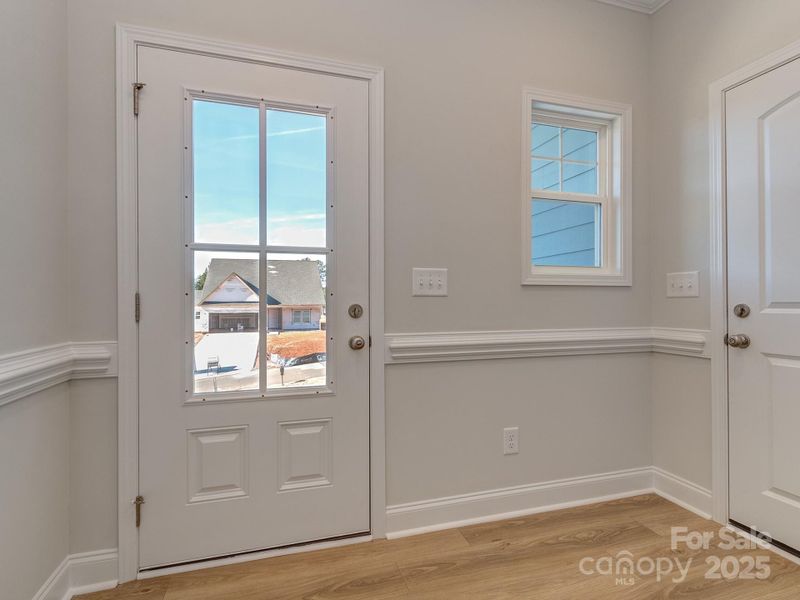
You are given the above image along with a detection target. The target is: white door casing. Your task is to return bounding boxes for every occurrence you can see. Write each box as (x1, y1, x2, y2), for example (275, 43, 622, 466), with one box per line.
(136, 45, 370, 568)
(726, 55, 800, 551)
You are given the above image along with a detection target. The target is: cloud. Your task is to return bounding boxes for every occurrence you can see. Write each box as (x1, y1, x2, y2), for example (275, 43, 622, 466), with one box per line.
(192, 217, 327, 273)
(268, 225, 326, 248)
(267, 126, 325, 138)
(269, 213, 326, 224)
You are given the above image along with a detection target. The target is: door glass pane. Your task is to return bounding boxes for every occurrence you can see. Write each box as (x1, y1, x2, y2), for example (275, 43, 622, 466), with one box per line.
(193, 100, 260, 245)
(266, 254, 327, 390)
(266, 110, 327, 247)
(531, 199, 600, 267)
(193, 251, 260, 394)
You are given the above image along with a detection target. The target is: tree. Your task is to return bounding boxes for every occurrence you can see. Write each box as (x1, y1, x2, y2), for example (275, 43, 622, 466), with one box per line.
(195, 269, 207, 291)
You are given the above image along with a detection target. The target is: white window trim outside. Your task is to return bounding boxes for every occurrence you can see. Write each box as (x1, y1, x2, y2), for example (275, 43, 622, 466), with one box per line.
(521, 87, 632, 286)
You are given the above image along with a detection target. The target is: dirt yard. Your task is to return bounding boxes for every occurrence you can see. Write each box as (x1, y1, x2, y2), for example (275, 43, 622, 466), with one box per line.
(268, 330, 326, 359)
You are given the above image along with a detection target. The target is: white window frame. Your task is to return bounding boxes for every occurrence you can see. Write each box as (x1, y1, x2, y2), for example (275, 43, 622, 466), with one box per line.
(521, 88, 632, 286)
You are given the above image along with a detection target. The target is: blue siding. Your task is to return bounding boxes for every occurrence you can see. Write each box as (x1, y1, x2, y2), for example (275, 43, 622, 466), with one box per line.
(532, 200, 599, 267)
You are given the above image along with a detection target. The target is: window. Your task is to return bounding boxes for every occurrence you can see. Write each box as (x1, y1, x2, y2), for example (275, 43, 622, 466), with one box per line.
(522, 89, 631, 285)
(195, 311, 201, 319)
(292, 309, 311, 324)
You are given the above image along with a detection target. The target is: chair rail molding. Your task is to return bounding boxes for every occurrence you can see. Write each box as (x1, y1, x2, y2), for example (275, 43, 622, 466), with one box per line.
(385, 327, 709, 364)
(594, 0, 671, 14)
(0, 341, 118, 407)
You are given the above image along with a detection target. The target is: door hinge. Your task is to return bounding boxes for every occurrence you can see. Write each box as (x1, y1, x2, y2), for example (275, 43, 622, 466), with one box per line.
(135, 292, 141, 323)
(134, 495, 145, 528)
(132, 82, 146, 117)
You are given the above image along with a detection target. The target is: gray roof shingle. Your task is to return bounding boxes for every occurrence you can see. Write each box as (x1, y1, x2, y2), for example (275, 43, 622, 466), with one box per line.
(200, 258, 324, 306)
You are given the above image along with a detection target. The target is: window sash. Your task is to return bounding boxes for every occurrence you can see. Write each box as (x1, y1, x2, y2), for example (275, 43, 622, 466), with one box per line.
(531, 197, 603, 268)
(531, 112, 607, 201)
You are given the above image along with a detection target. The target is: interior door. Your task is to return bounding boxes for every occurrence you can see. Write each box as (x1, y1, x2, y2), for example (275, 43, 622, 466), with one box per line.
(727, 56, 800, 551)
(136, 45, 370, 568)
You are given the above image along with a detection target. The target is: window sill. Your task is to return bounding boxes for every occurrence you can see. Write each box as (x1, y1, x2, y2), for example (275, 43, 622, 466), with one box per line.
(522, 269, 631, 286)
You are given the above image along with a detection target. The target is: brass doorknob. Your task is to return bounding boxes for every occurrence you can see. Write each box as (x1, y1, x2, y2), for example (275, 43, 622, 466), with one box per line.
(726, 334, 751, 349)
(349, 336, 366, 350)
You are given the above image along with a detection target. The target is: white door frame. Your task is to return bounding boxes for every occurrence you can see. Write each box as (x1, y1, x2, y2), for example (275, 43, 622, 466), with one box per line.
(115, 23, 385, 582)
(709, 37, 800, 526)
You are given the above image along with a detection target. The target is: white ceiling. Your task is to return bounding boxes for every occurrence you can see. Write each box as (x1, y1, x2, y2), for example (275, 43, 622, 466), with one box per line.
(594, 0, 671, 14)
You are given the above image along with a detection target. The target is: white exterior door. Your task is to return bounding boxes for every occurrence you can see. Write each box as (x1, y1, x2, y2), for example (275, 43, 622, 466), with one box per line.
(727, 56, 800, 551)
(136, 46, 370, 568)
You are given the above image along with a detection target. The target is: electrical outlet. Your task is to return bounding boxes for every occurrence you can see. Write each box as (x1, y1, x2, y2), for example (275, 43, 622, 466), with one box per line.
(666, 271, 699, 297)
(503, 427, 519, 455)
(412, 268, 448, 296)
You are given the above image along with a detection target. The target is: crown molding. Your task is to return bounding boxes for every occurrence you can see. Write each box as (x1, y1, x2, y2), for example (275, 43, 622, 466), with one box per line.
(594, 0, 671, 15)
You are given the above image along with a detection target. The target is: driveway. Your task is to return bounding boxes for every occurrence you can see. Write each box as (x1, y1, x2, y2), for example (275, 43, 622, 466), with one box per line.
(194, 332, 259, 393)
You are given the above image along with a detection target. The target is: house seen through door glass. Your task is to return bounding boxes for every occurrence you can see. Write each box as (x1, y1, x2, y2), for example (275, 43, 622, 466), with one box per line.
(191, 99, 329, 397)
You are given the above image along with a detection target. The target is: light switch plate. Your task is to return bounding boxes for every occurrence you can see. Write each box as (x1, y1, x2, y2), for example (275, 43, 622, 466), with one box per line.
(412, 268, 448, 296)
(667, 271, 699, 297)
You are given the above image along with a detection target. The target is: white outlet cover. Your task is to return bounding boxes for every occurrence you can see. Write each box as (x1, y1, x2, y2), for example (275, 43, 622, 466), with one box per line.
(503, 427, 519, 455)
(412, 268, 448, 296)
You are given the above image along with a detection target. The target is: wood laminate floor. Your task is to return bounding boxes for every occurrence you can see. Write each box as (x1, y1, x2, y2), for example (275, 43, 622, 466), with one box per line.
(77, 494, 800, 599)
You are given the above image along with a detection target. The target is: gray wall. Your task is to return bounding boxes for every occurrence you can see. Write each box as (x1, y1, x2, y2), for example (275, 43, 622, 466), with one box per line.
(0, 1, 71, 598)
(649, 0, 800, 488)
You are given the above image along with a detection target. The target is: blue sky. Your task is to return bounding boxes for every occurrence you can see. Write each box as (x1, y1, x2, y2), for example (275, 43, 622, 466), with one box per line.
(193, 100, 327, 250)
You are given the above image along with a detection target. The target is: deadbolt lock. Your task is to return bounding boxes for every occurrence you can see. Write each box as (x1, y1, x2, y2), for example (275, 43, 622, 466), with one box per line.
(733, 303, 751, 318)
(348, 304, 364, 319)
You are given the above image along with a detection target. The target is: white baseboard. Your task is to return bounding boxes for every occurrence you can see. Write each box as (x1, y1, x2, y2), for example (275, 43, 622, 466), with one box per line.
(33, 549, 118, 600)
(386, 467, 654, 538)
(32, 557, 70, 600)
(386, 466, 712, 538)
(651, 466, 713, 519)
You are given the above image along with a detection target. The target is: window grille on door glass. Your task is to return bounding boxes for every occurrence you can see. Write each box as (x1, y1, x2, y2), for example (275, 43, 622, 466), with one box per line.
(188, 96, 330, 398)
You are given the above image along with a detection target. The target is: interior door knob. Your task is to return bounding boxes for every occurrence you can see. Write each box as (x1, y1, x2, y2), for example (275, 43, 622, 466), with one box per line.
(726, 334, 751, 349)
(349, 336, 366, 350)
